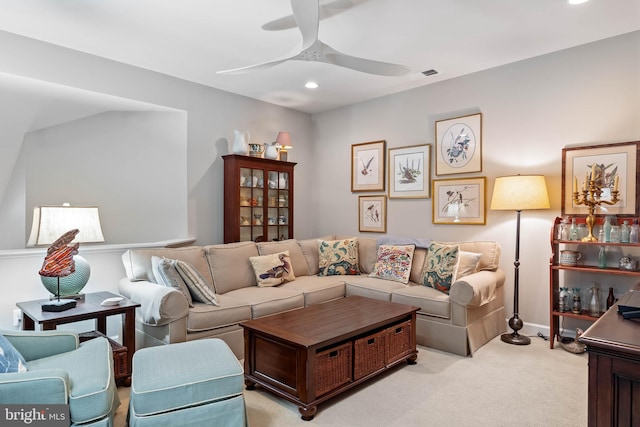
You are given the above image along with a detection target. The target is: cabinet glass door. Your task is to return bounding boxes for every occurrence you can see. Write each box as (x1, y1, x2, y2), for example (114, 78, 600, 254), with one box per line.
(239, 167, 265, 242)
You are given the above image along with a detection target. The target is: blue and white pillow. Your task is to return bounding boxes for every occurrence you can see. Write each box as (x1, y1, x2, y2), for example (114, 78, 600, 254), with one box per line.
(0, 334, 27, 373)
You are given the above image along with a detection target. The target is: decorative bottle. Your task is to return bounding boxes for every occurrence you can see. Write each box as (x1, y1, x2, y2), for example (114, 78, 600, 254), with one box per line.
(569, 218, 578, 241)
(598, 246, 607, 269)
(606, 287, 615, 310)
(630, 223, 639, 244)
(588, 285, 602, 317)
(572, 294, 582, 314)
(559, 287, 569, 312)
(621, 220, 630, 243)
(603, 216, 612, 242)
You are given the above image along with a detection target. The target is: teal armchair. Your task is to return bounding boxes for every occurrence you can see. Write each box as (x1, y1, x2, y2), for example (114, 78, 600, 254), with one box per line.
(0, 329, 120, 426)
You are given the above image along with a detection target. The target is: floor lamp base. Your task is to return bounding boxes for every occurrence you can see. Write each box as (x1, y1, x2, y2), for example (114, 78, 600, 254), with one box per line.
(501, 332, 531, 345)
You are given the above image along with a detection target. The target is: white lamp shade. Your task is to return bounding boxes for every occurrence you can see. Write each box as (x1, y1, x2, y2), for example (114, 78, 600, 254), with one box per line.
(28, 205, 105, 246)
(491, 175, 550, 211)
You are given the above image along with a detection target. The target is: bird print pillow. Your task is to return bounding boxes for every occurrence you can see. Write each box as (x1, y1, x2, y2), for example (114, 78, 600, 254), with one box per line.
(249, 250, 296, 287)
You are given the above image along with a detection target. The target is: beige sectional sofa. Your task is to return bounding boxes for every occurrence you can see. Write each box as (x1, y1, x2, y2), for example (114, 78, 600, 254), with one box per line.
(118, 236, 506, 358)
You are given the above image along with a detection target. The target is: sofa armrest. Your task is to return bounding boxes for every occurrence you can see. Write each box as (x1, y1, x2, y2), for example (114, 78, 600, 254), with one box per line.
(118, 278, 189, 326)
(449, 269, 506, 308)
(1, 330, 78, 361)
(0, 369, 69, 404)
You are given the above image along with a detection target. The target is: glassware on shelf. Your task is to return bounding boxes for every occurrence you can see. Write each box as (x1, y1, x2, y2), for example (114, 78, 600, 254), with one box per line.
(598, 246, 607, 269)
(621, 220, 630, 243)
(587, 285, 602, 317)
(559, 287, 570, 312)
(571, 288, 582, 314)
(630, 223, 639, 243)
(606, 287, 615, 310)
(610, 225, 621, 243)
(569, 218, 578, 241)
(603, 216, 612, 242)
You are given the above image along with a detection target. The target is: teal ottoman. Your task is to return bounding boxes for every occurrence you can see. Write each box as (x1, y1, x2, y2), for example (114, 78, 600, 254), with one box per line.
(128, 339, 246, 427)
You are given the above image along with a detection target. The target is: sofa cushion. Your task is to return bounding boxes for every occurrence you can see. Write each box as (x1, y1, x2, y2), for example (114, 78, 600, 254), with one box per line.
(344, 276, 406, 302)
(318, 238, 360, 276)
(297, 238, 321, 276)
(257, 240, 308, 277)
(391, 285, 451, 319)
(186, 294, 252, 332)
(357, 236, 378, 274)
(151, 256, 194, 307)
(437, 241, 501, 271)
(176, 261, 219, 306)
(27, 337, 116, 425)
(279, 276, 346, 305)
(455, 251, 482, 281)
(369, 244, 416, 284)
(249, 251, 296, 287)
(422, 242, 459, 294)
(223, 287, 304, 319)
(122, 246, 211, 284)
(205, 242, 259, 294)
(410, 247, 427, 284)
(0, 334, 27, 373)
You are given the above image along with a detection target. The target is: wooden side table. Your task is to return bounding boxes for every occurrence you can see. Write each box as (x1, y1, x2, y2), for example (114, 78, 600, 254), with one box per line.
(16, 291, 140, 384)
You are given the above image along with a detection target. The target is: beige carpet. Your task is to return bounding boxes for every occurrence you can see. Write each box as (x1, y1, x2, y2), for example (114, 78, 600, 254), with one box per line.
(114, 335, 587, 426)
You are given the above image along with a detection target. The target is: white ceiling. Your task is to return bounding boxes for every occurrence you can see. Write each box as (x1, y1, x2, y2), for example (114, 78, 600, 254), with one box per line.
(0, 0, 639, 114)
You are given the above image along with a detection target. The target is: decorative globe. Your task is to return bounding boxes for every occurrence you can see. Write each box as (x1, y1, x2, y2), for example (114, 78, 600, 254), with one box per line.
(41, 255, 91, 297)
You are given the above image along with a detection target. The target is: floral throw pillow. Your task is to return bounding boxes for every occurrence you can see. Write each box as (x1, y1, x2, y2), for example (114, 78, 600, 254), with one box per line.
(422, 242, 459, 294)
(249, 251, 296, 287)
(318, 238, 360, 276)
(369, 244, 415, 284)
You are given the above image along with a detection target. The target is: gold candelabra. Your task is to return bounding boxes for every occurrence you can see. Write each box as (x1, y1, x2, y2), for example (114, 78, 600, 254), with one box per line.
(572, 175, 619, 242)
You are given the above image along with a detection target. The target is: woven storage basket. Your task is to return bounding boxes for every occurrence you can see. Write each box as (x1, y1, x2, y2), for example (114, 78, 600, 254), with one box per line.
(385, 320, 412, 364)
(315, 342, 353, 396)
(79, 331, 128, 379)
(354, 330, 386, 380)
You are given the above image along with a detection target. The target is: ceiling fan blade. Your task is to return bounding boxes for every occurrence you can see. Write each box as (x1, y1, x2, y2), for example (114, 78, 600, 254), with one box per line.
(291, 0, 320, 50)
(216, 57, 291, 75)
(321, 44, 411, 76)
(262, 0, 365, 31)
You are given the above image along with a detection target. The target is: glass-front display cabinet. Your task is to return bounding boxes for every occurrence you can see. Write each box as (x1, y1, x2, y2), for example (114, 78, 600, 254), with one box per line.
(223, 154, 296, 243)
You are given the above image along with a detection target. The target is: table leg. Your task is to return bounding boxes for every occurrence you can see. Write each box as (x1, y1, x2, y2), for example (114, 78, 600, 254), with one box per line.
(122, 308, 136, 382)
(22, 314, 35, 331)
(299, 405, 317, 421)
(96, 316, 107, 334)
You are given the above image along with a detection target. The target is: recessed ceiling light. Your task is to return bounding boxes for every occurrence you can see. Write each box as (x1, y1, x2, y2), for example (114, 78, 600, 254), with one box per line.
(305, 81, 319, 89)
(568, 0, 589, 4)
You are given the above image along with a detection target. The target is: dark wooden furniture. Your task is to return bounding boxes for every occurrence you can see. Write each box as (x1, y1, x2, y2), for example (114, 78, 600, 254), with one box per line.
(17, 291, 140, 383)
(241, 296, 418, 420)
(549, 216, 640, 347)
(579, 289, 640, 427)
(223, 154, 296, 243)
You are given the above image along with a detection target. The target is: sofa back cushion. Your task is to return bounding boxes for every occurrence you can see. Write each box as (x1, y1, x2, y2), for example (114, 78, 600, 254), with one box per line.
(438, 241, 501, 271)
(205, 242, 259, 294)
(122, 246, 211, 284)
(334, 235, 377, 274)
(257, 239, 308, 277)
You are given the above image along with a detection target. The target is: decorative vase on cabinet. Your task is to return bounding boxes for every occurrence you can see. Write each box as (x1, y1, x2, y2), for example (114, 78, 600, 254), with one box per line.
(223, 154, 296, 243)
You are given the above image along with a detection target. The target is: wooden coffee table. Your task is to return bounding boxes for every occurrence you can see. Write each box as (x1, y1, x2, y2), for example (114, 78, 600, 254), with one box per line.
(241, 296, 418, 420)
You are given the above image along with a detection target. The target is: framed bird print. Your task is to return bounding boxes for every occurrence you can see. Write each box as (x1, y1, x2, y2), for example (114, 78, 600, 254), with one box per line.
(435, 113, 482, 175)
(388, 144, 431, 198)
(359, 195, 387, 233)
(352, 140, 386, 192)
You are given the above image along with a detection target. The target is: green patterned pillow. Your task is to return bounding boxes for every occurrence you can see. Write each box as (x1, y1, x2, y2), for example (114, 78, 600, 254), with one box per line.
(369, 244, 415, 284)
(318, 238, 360, 276)
(422, 242, 459, 294)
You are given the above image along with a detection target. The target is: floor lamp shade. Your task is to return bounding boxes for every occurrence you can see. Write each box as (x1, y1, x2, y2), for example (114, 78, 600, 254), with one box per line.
(28, 205, 105, 297)
(491, 175, 550, 345)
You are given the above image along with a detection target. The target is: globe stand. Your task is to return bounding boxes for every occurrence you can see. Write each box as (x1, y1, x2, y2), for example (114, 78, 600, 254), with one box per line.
(41, 277, 77, 312)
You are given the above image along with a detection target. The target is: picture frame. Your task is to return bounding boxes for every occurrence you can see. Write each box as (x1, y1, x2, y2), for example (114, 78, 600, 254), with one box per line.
(358, 195, 387, 233)
(388, 144, 431, 199)
(562, 141, 640, 216)
(432, 177, 486, 225)
(351, 140, 386, 192)
(435, 113, 482, 175)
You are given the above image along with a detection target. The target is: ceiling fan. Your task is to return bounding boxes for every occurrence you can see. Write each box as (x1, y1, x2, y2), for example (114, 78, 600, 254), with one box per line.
(217, 0, 411, 77)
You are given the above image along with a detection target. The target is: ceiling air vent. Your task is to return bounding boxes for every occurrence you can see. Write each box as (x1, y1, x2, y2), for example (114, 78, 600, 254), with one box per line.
(422, 69, 438, 76)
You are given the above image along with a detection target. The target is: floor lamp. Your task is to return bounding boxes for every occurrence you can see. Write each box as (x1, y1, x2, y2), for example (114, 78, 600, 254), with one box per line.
(491, 175, 550, 345)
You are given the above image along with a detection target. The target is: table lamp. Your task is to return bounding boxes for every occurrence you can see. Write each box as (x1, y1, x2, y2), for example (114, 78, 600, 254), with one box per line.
(28, 204, 105, 299)
(275, 132, 292, 161)
(490, 175, 550, 345)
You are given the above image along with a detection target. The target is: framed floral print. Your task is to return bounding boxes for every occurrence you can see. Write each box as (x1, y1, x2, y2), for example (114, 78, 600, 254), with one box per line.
(388, 144, 431, 199)
(562, 141, 640, 216)
(359, 195, 387, 233)
(432, 177, 486, 225)
(352, 140, 385, 192)
(435, 113, 482, 175)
